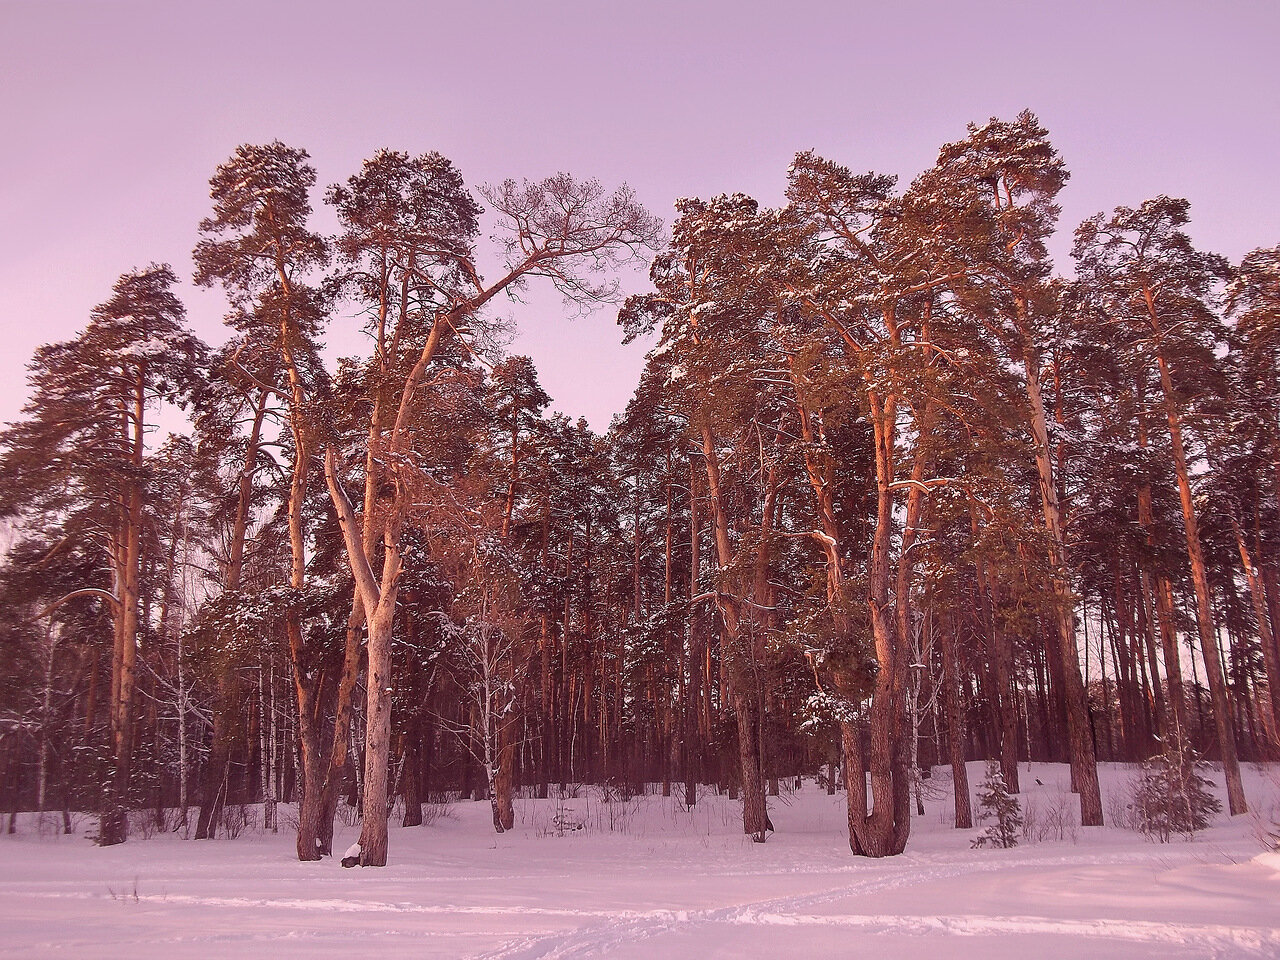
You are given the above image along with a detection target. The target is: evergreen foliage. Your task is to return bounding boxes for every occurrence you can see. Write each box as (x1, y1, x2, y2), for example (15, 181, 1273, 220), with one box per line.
(1131, 734, 1223, 842)
(972, 761, 1023, 849)
(1, 116, 1277, 869)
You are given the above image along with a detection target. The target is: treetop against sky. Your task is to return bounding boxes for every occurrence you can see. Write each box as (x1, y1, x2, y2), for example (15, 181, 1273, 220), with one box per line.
(0, 0, 1275, 429)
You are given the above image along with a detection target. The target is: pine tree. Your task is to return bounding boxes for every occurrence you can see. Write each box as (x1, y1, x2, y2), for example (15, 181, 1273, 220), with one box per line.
(193, 141, 333, 860)
(189, 339, 279, 840)
(0, 264, 205, 845)
(1073, 197, 1246, 814)
(1132, 730, 1222, 842)
(326, 148, 484, 865)
(972, 760, 1023, 848)
(927, 112, 1104, 827)
(782, 150, 970, 855)
(1224, 246, 1280, 749)
(325, 165, 658, 865)
(621, 193, 789, 842)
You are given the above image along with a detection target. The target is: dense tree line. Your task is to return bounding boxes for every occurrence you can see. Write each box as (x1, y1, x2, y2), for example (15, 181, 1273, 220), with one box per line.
(1, 113, 1277, 863)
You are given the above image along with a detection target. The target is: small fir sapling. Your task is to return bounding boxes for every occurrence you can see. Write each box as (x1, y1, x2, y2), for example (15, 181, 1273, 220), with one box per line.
(1131, 734, 1222, 842)
(972, 760, 1023, 849)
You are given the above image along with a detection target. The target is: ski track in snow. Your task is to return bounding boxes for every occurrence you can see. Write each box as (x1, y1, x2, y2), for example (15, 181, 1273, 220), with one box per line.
(5, 765, 1279, 958)
(470, 854, 1280, 960)
(4, 846, 1275, 958)
(5, 847, 1275, 958)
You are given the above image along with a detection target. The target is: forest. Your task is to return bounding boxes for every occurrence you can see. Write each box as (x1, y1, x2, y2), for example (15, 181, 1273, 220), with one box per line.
(1, 110, 1277, 866)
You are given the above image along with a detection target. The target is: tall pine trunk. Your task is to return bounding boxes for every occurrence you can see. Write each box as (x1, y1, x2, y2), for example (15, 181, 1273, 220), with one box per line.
(1151, 338, 1247, 813)
(698, 422, 767, 839)
(100, 377, 146, 846)
(844, 392, 910, 857)
(1021, 342, 1103, 825)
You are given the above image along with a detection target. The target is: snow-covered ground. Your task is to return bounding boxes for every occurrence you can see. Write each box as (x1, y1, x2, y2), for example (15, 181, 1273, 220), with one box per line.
(3, 762, 1279, 959)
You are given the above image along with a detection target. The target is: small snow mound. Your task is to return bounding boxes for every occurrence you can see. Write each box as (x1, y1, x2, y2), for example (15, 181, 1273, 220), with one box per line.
(1254, 850, 1280, 874)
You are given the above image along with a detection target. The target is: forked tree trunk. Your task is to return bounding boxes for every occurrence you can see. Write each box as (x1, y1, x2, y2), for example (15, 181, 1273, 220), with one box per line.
(194, 723, 231, 840)
(358, 573, 399, 865)
(843, 392, 911, 857)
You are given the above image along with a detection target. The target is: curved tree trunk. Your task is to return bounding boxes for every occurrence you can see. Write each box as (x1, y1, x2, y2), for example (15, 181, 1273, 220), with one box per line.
(317, 602, 365, 857)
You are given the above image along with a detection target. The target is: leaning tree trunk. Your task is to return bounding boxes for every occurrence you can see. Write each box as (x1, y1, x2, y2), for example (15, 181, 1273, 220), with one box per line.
(194, 700, 233, 840)
(1152, 340, 1247, 814)
(317, 600, 366, 857)
(322, 397, 394, 851)
(1022, 343, 1103, 826)
(283, 465, 323, 867)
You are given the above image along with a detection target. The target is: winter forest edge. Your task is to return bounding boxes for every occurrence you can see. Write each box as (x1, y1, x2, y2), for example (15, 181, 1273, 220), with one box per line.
(4, 109, 1280, 871)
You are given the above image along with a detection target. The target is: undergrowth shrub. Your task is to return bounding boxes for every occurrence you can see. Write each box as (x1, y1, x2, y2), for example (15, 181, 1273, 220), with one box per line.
(220, 802, 254, 839)
(1021, 787, 1078, 844)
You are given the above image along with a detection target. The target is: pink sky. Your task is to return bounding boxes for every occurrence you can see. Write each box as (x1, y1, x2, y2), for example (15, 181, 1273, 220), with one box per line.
(1, 0, 1276, 430)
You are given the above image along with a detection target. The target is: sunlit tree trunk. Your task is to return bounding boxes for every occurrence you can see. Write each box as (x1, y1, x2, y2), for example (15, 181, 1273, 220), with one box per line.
(1146, 304, 1246, 813)
(698, 421, 768, 840)
(1021, 337, 1103, 826)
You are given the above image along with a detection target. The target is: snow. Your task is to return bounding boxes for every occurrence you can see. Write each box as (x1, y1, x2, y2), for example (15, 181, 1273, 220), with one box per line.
(1, 762, 1278, 959)
(115, 337, 174, 359)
